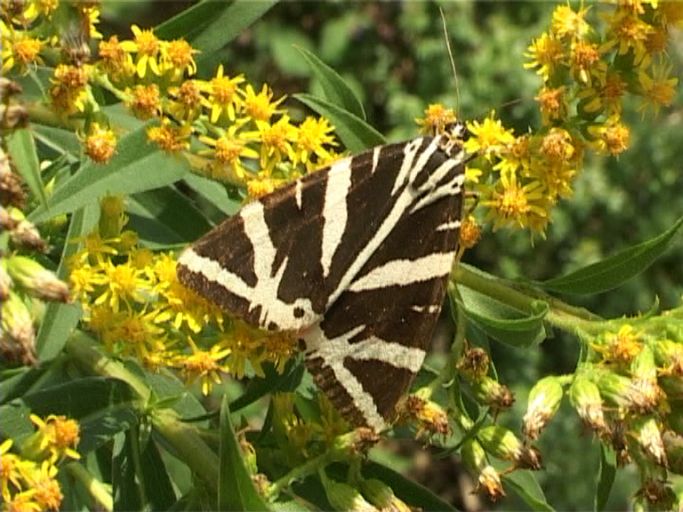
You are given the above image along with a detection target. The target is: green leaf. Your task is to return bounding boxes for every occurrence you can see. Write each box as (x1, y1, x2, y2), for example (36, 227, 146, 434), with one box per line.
(504, 470, 555, 512)
(6, 128, 48, 207)
(363, 461, 457, 511)
(541, 215, 683, 294)
(296, 47, 365, 119)
(294, 93, 385, 153)
(126, 186, 213, 249)
(230, 359, 304, 412)
(33, 124, 81, 161)
(183, 173, 240, 217)
(218, 395, 270, 511)
(594, 445, 616, 512)
(36, 205, 99, 360)
(139, 439, 177, 510)
(28, 123, 189, 223)
(455, 285, 548, 348)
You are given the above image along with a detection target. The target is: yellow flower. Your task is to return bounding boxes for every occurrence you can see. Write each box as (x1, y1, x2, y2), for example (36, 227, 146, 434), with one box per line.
(482, 173, 549, 232)
(120, 25, 161, 78)
(570, 39, 604, 84)
(49, 64, 90, 114)
(1, 27, 44, 73)
(174, 339, 231, 395)
(92, 259, 148, 311)
(127, 83, 161, 120)
(595, 324, 643, 365)
(536, 86, 567, 124)
(243, 83, 285, 122)
(294, 116, 338, 168)
(199, 127, 259, 180)
(84, 123, 117, 164)
(167, 80, 203, 122)
(552, 4, 591, 39)
(539, 127, 576, 165)
(97, 35, 134, 81)
(250, 116, 297, 171)
(638, 62, 678, 115)
(27, 415, 81, 463)
(201, 65, 245, 123)
(578, 71, 628, 115)
(25, 461, 62, 511)
(106, 308, 168, 360)
(605, 10, 653, 61)
(588, 117, 631, 156)
(415, 103, 458, 135)
(464, 114, 515, 159)
(147, 120, 191, 153)
(459, 215, 482, 250)
(160, 39, 198, 78)
(524, 32, 565, 82)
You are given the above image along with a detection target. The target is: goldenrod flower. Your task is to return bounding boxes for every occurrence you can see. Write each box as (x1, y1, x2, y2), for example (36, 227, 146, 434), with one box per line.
(97, 35, 134, 81)
(127, 83, 161, 120)
(552, 4, 591, 39)
(25, 461, 62, 511)
(1, 27, 44, 73)
(167, 80, 203, 122)
(120, 25, 161, 78)
(249, 116, 297, 171)
(570, 39, 604, 84)
(605, 10, 653, 61)
(524, 32, 565, 82)
(161, 38, 198, 78)
(416, 103, 458, 135)
(536, 86, 567, 124)
(588, 117, 630, 156)
(49, 64, 89, 114)
(459, 215, 482, 250)
(243, 83, 284, 122)
(26, 415, 80, 463)
(147, 120, 191, 153)
(174, 339, 231, 395)
(199, 128, 259, 180)
(638, 62, 678, 115)
(93, 259, 148, 311)
(84, 123, 117, 164)
(202, 65, 245, 123)
(294, 116, 337, 167)
(464, 114, 515, 159)
(482, 172, 549, 232)
(539, 127, 575, 164)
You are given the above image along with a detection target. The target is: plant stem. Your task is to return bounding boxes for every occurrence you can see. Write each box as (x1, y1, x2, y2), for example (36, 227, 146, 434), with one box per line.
(64, 462, 113, 512)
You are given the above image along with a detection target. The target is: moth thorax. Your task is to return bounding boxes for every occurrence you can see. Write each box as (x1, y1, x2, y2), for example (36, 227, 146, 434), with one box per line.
(438, 120, 470, 157)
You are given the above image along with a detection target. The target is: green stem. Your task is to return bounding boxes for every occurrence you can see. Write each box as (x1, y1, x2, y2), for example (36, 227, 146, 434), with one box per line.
(64, 333, 220, 491)
(64, 461, 113, 512)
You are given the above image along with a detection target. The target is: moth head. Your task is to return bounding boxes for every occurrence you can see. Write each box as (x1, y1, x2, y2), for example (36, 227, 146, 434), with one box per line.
(439, 120, 470, 157)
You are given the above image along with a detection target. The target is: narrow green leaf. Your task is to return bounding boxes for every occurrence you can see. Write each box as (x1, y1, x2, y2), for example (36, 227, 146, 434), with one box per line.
(218, 395, 270, 511)
(6, 129, 48, 207)
(295, 93, 385, 153)
(33, 124, 81, 161)
(139, 440, 177, 510)
(36, 205, 99, 360)
(126, 186, 213, 249)
(542, 215, 683, 294)
(363, 461, 457, 511)
(28, 124, 189, 223)
(594, 445, 616, 512)
(503, 470, 555, 512)
(183, 173, 241, 216)
(230, 359, 304, 412)
(455, 285, 548, 348)
(156, 2, 229, 40)
(296, 47, 365, 119)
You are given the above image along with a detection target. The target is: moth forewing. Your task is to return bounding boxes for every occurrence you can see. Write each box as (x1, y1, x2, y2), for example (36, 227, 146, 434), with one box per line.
(177, 124, 468, 431)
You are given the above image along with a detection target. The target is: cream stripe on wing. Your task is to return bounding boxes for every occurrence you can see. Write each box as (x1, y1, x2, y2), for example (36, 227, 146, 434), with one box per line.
(321, 159, 353, 278)
(347, 252, 455, 292)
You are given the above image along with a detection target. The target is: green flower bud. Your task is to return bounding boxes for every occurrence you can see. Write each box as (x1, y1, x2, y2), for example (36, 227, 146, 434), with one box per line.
(631, 343, 657, 381)
(569, 375, 607, 433)
(522, 376, 564, 440)
(470, 376, 514, 411)
(478, 425, 542, 470)
(633, 416, 667, 467)
(360, 479, 401, 511)
(6, 255, 70, 302)
(320, 472, 377, 512)
(0, 291, 36, 365)
(654, 339, 683, 375)
(461, 440, 505, 501)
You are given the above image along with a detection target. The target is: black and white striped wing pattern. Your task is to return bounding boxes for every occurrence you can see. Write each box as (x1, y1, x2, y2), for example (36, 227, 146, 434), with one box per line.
(177, 134, 466, 431)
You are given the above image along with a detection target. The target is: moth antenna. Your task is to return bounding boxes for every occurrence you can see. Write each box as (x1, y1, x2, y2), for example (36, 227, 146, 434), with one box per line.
(440, 7, 460, 118)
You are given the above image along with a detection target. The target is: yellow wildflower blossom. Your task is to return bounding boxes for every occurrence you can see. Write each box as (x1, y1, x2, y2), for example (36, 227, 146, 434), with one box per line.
(536, 86, 568, 124)
(539, 127, 576, 165)
(638, 62, 678, 115)
(25, 461, 62, 511)
(120, 25, 161, 78)
(174, 339, 231, 395)
(27, 415, 80, 463)
(84, 123, 117, 164)
(1, 27, 44, 73)
(524, 32, 565, 82)
(127, 83, 162, 120)
(588, 117, 631, 156)
(250, 116, 297, 171)
(552, 4, 591, 39)
(464, 114, 515, 159)
(199, 127, 259, 180)
(97, 35, 134, 81)
(92, 259, 148, 311)
(570, 39, 604, 84)
(243, 83, 285, 122)
(416, 103, 458, 135)
(160, 38, 198, 78)
(482, 173, 549, 232)
(202, 65, 245, 123)
(147, 120, 192, 153)
(49, 64, 89, 114)
(167, 80, 203, 122)
(605, 10, 653, 62)
(295, 116, 338, 168)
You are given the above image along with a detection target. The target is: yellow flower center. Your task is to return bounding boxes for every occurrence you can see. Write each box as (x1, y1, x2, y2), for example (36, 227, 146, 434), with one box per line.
(572, 41, 600, 70)
(33, 476, 63, 510)
(118, 316, 149, 344)
(497, 184, 529, 218)
(135, 29, 159, 56)
(540, 130, 574, 162)
(185, 351, 220, 373)
(603, 123, 630, 155)
(166, 39, 193, 67)
(99, 36, 126, 64)
(49, 416, 81, 449)
(13, 38, 42, 64)
(109, 264, 138, 296)
(212, 76, 238, 104)
(177, 80, 201, 106)
(130, 84, 160, 119)
(214, 137, 244, 164)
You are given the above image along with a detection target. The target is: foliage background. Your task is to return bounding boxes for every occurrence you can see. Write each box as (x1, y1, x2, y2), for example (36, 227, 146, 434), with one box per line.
(98, 2, 680, 509)
(2, 1, 681, 510)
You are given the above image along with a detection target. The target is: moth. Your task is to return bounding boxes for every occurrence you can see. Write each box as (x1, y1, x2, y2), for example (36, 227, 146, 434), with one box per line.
(177, 122, 471, 431)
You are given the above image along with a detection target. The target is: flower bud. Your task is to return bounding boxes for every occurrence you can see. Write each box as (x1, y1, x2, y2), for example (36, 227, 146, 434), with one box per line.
(663, 431, 683, 475)
(478, 425, 542, 470)
(470, 376, 514, 412)
(457, 347, 489, 381)
(6, 255, 70, 302)
(399, 394, 449, 436)
(522, 376, 563, 440)
(569, 375, 607, 434)
(461, 439, 505, 501)
(0, 261, 11, 300)
(2, 207, 47, 252)
(0, 104, 29, 130)
(0, 151, 26, 208)
(654, 339, 683, 376)
(320, 473, 377, 512)
(0, 292, 36, 365)
(360, 478, 410, 512)
(631, 343, 657, 381)
(633, 416, 667, 467)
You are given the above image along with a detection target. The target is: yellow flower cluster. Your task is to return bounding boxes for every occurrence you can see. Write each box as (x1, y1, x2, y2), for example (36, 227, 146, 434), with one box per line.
(0, 415, 80, 511)
(68, 196, 298, 395)
(418, 2, 680, 236)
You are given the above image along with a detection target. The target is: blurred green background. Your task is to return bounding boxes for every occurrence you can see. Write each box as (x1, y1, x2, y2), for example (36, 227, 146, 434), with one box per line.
(100, 2, 682, 509)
